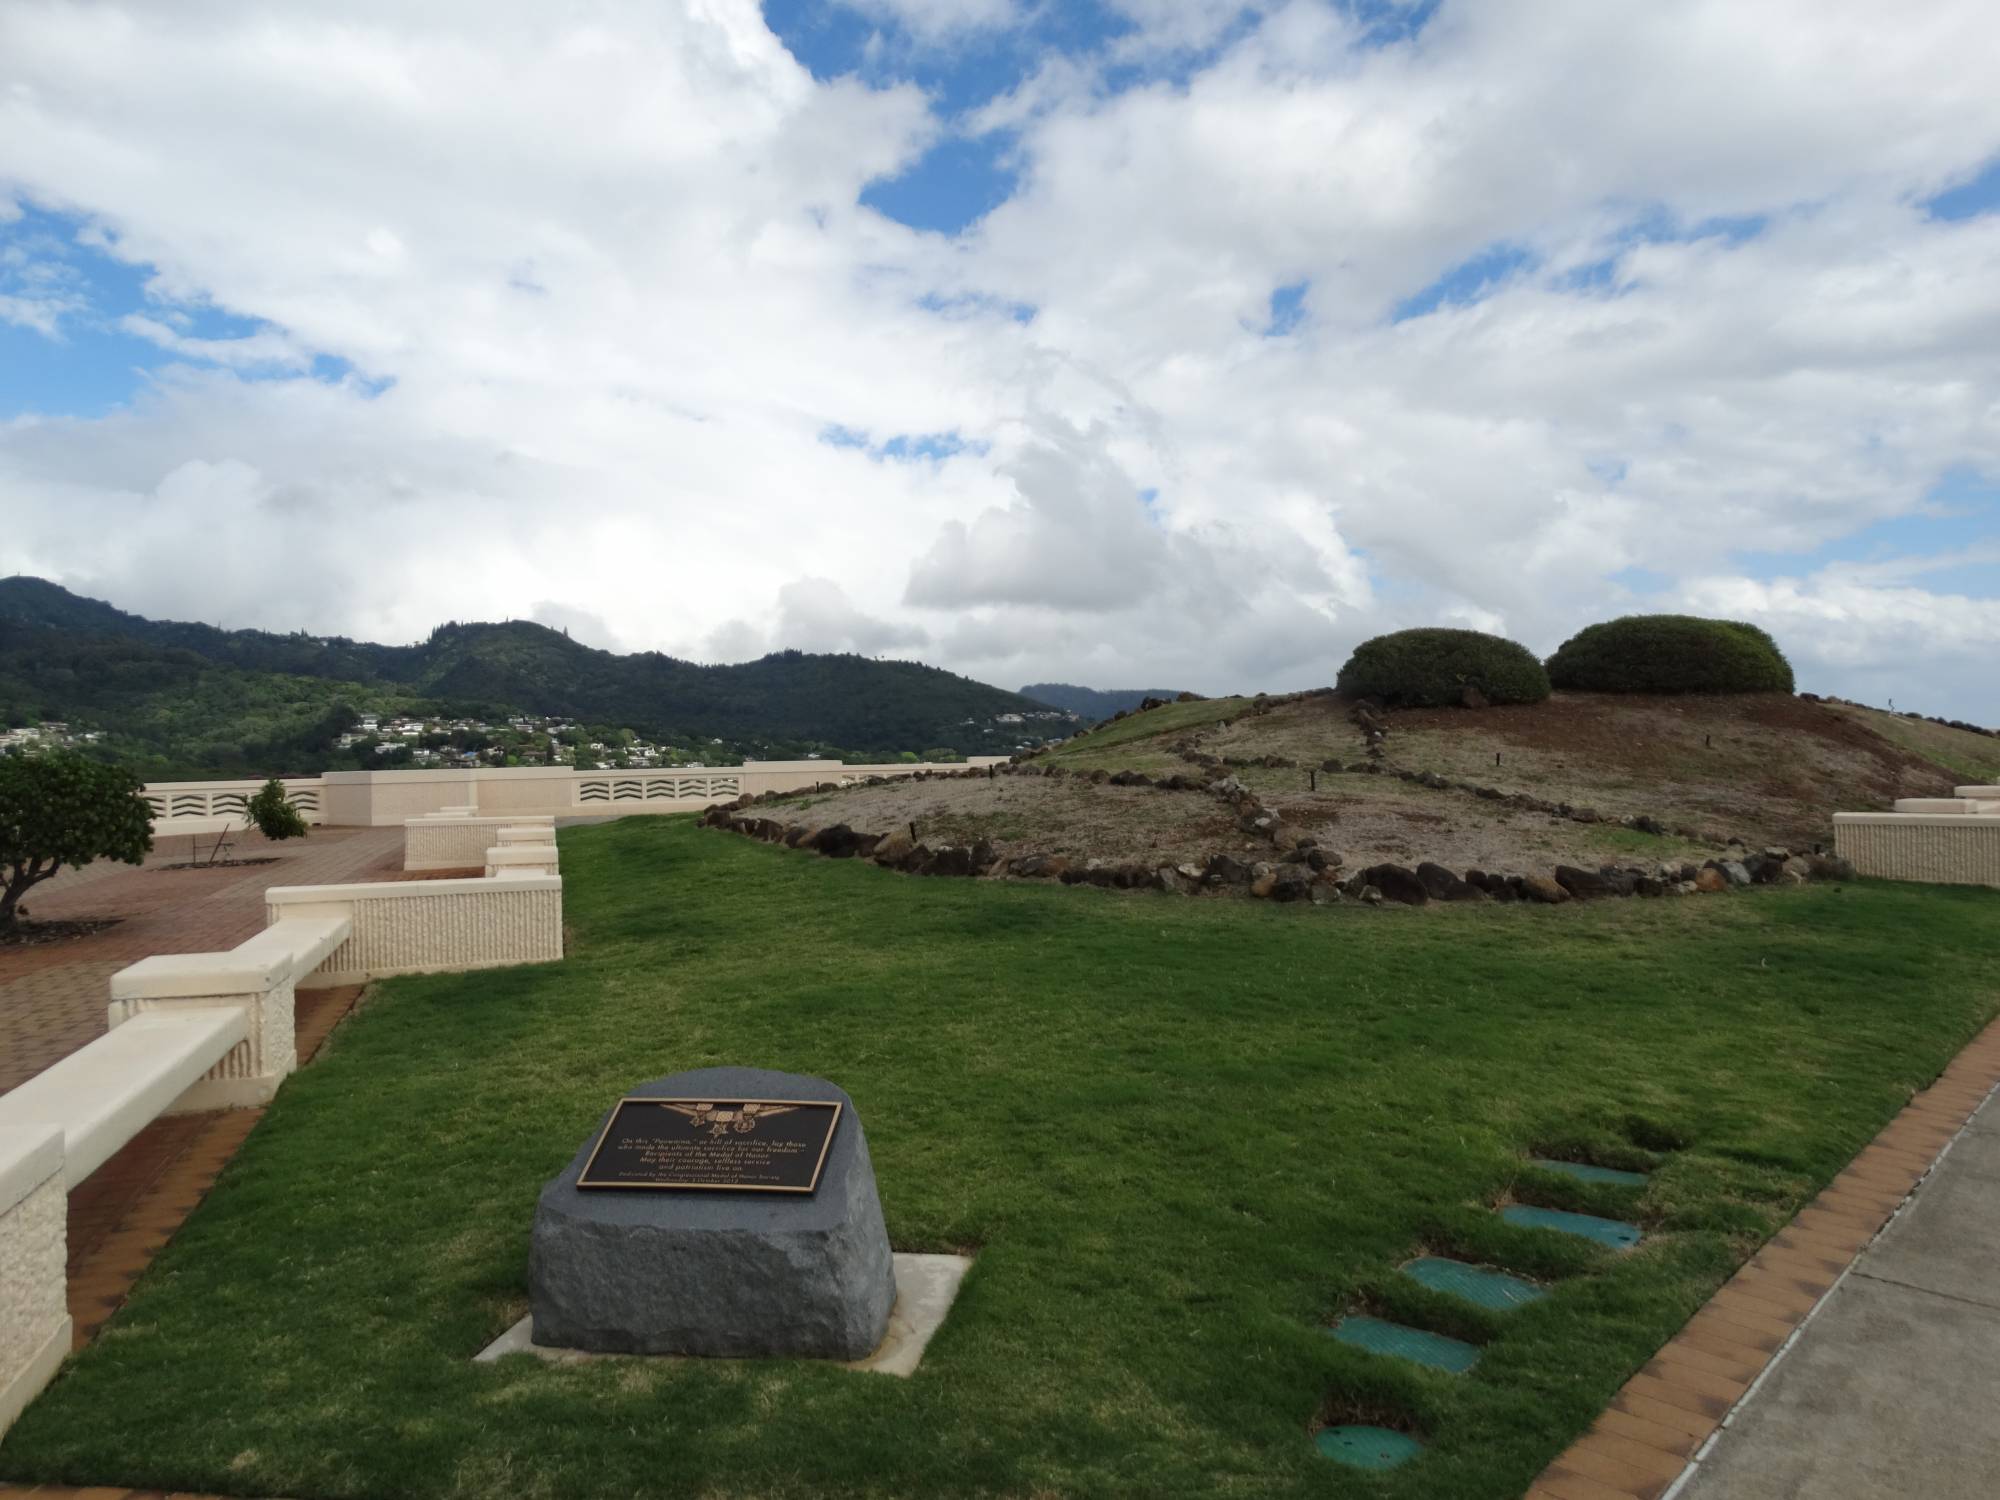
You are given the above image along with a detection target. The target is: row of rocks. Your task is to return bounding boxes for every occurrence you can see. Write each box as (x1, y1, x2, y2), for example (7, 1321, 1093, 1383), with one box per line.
(1350, 847, 1854, 907)
(701, 799, 1855, 911)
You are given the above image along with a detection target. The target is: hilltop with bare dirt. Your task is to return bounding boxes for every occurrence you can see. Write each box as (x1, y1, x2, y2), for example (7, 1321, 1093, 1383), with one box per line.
(706, 687, 1996, 905)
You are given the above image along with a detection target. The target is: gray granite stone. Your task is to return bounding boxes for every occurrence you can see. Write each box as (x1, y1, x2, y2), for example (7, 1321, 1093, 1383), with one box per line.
(528, 1066, 895, 1358)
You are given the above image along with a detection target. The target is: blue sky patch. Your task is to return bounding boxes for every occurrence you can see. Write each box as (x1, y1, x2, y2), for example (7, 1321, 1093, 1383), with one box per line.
(1557, 207, 1768, 298)
(862, 133, 1020, 234)
(762, 1, 1132, 116)
(916, 289, 1036, 323)
(1924, 158, 2000, 221)
(1731, 467, 2000, 587)
(1266, 280, 1308, 336)
(0, 201, 378, 417)
(1392, 242, 1535, 321)
(818, 424, 983, 463)
(1342, 0, 1443, 46)
(768, 2, 1442, 237)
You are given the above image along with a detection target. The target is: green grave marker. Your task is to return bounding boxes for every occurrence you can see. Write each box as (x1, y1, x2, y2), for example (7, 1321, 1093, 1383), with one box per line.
(1329, 1314, 1481, 1373)
(1501, 1203, 1642, 1250)
(1530, 1157, 1650, 1187)
(1315, 1425, 1424, 1470)
(1402, 1255, 1548, 1310)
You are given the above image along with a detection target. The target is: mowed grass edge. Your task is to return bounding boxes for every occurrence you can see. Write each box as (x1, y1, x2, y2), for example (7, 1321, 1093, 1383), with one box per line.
(3, 816, 1996, 1500)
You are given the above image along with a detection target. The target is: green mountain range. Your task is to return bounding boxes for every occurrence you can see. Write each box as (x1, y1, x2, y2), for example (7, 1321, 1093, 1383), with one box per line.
(0, 576, 1074, 775)
(1017, 683, 1189, 723)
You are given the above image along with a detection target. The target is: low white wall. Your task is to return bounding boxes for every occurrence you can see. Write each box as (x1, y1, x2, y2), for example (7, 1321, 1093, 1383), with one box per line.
(404, 815, 555, 871)
(483, 845, 560, 878)
(0, 1126, 68, 1439)
(1833, 813, 2000, 887)
(268, 876, 564, 984)
(107, 916, 351, 1110)
(0, 1006, 257, 1438)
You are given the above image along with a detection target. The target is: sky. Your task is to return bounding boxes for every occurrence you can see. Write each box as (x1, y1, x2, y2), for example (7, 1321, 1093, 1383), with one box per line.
(1, 0, 1997, 722)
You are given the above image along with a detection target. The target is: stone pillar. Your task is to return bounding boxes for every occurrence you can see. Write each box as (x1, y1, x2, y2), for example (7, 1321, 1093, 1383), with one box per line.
(107, 955, 297, 1111)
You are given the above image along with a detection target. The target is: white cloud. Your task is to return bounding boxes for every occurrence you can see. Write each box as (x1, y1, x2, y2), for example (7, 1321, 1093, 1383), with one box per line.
(839, 0, 1023, 42)
(0, 0, 1997, 721)
(117, 313, 309, 370)
(529, 600, 623, 651)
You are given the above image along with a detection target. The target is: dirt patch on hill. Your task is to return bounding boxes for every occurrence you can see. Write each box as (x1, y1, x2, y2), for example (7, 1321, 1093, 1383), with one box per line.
(749, 767, 1713, 877)
(1381, 692, 1952, 846)
(753, 776, 1243, 867)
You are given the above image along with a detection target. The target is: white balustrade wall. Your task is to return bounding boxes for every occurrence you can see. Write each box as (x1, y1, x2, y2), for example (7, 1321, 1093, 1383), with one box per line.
(146, 760, 1007, 831)
(144, 777, 326, 824)
(1, 822, 570, 1440)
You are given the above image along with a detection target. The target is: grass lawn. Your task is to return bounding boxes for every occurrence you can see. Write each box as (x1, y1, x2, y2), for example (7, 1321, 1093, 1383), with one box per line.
(5, 818, 1998, 1499)
(1828, 702, 2000, 785)
(1043, 694, 1250, 767)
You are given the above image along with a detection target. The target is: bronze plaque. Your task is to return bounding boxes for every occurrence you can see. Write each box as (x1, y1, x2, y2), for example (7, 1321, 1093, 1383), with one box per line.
(576, 1098, 843, 1193)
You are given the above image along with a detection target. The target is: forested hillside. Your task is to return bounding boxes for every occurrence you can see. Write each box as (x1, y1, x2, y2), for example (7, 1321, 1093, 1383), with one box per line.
(0, 577, 1070, 775)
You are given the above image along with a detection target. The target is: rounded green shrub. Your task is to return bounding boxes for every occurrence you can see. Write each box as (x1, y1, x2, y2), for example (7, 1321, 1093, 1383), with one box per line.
(1545, 614, 1794, 694)
(1336, 628, 1552, 708)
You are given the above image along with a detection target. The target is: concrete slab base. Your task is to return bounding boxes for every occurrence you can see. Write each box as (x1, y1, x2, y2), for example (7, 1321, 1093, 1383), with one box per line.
(474, 1251, 971, 1378)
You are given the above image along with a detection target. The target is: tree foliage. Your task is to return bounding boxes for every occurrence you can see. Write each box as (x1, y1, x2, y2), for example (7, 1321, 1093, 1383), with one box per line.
(1546, 615, 1795, 694)
(0, 752, 153, 929)
(1336, 628, 1553, 708)
(247, 778, 309, 841)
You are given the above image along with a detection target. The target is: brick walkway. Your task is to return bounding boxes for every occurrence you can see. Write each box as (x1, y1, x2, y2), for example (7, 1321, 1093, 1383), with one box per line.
(1527, 1016, 2000, 1500)
(0, 825, 404, 1093)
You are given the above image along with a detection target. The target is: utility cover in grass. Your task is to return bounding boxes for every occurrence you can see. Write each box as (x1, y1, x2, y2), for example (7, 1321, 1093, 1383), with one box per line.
(1315, 1425, 1424, 1470)
(1530, 1158, 1650, 1187)
(1501, 1204, 1642, 1250)
(1329, 1314, 1480, 1373)
(1402, 1256, 1548, 1311)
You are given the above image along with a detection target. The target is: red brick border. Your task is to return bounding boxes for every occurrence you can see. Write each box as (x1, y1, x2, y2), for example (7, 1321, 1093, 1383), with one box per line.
(1527, 1017, 2000, 1500)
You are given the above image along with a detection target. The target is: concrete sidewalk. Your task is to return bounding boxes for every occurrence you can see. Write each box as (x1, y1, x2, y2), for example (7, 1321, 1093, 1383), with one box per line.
(1676, 1088, 2000, 1499)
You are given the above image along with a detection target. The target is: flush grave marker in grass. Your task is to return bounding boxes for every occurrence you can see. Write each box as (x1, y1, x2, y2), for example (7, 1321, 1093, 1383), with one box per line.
(1314, 1425, 1425, 1471)
(1329, 1314, 1481, 1374)
(1529, 1158, 1650, 1187)
(1500, 1204, 1643, 1250)
(1401, 1255, 1548, 1311)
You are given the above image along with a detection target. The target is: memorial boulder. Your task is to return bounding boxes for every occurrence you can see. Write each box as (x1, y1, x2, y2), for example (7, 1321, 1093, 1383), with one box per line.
(528, 1066, 896, 1360)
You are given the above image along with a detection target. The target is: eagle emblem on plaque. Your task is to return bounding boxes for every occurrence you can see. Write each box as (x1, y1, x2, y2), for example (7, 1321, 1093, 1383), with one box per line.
(663, 1101, 798, 1138)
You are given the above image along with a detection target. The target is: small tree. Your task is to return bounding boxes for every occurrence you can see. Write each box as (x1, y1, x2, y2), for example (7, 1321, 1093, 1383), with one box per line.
(0, 753, 153, 932)
(247, 778, 309, 841)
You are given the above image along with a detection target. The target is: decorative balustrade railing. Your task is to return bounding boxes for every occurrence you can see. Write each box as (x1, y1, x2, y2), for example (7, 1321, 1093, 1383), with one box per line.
(135, 760, 1005, 827)
(143, 779, 327, 824)
(574, 773, 744, 804)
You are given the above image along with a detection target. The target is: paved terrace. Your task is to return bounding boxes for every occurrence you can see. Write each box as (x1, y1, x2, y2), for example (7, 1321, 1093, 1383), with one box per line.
(1, 823, 480, 1399)
(0, 824, 409, 1092)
